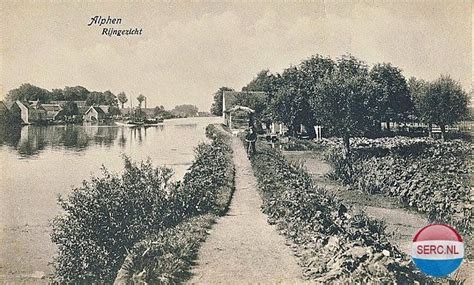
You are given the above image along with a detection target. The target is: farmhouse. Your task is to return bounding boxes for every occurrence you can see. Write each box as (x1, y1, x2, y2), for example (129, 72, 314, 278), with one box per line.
(6, 101, 42, 124)
(83, 106, 106, 122)
(27, 101, 47, 122)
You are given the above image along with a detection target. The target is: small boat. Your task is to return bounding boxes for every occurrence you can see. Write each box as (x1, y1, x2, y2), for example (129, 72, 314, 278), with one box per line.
(115, 118, 163, 127)
(144, 118, 164, 125)
(115, 120, 143, 127)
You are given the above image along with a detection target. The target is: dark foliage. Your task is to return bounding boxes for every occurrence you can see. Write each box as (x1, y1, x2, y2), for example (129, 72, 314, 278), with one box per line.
(249, 142, 428, 283)
(51, 124, 234, 283)
(325, 137, 471, 234)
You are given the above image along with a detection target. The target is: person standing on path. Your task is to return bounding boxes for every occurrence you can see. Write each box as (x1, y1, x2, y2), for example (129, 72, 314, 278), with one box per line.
(245, 127, 257, 155)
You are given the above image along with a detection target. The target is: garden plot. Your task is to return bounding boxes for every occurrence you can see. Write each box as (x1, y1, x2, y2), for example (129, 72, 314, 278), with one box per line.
(282, 150, 428, 256)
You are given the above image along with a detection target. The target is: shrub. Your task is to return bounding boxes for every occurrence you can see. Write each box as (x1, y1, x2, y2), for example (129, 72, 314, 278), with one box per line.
(115, 214, 215, 284)
(51, 159, 177, 283)
(249, 143, 427, 283)
(325, 137, 471, 234)
(51, 124, 234, 283)
(114, 124, 234, 283)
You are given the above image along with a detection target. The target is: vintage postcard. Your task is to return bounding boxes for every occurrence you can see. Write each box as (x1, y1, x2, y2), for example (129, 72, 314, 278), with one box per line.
(0, 0, 472, 283)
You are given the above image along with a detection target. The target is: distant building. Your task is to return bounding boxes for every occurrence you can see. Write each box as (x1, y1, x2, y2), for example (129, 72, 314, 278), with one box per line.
(40, 103, 63, 120)
(224, 105, 255, 130)
(50, 101, 87, 108)
(222, 91, 266, 119)
(222, 91, 265, 129)
(197, 111, 212, 117)
(83, 106, 106, 122)
(27, 101, 47, 122)
(9, 101, 30, 124)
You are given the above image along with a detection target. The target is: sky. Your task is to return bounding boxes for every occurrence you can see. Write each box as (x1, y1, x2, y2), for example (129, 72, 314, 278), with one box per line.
(0, 0, 472, 111)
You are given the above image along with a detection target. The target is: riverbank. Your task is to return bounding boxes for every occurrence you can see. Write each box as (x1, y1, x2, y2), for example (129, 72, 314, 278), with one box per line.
(50, 124, 234, 283)
(0, 117, 222, 283)
(113, 124, 235, 284)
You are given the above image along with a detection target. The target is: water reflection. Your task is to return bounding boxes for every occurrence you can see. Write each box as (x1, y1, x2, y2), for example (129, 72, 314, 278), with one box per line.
(0, 124, 21, 146)
(0, 121, 207, 158)
(0, 117, 223, 282)
(0, 123, 120, 157)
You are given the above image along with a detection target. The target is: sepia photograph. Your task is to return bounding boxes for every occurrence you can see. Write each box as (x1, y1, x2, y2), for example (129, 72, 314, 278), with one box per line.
(0, 0, 472, 283)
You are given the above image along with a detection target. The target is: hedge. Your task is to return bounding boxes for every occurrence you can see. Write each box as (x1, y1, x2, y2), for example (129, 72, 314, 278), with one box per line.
(113, 124, 235, 284)
(249, 142, 428, 283)
(51, 124, 234, 283)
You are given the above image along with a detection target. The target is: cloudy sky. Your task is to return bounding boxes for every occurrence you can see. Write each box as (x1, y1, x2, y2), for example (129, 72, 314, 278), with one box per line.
(0, 0, 472, 111)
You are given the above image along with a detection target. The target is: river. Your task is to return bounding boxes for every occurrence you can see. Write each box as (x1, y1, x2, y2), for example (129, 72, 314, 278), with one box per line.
(0, 117, 222, 282)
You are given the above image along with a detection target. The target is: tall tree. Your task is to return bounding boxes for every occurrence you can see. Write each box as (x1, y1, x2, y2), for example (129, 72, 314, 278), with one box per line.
(242, 70, 279, 93)
(271, 67, 302, 134)
(85, 90, 117, 106)
(50, 89, 65, 101)
(136, 94, 146, 108)
(314, 56, 379, 154)
(421, 75, 469, 141)
(369, 63, 412, 130)
(62, 102, 79, 118)
(173, 104, 199, 117)
(117, 92, 128, 109)
(242, 70, 283, 126)
(102, 91, 118, 106)
(63, 86, 90, 101)
(210, 87, 234, 116)
(408, 77, 429, 123)
(271, 56, 337, 136)
(6, 83, 51, 103)
(299, 55, 336, 130)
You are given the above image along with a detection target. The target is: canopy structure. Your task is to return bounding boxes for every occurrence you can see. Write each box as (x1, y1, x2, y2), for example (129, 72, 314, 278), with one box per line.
(225, 105, 255, 114)
(224, 105, 255, 130)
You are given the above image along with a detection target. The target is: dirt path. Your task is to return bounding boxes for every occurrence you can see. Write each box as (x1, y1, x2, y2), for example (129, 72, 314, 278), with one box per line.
(284, 151, 473, 282)
(188, 138, 304, 284)
(283, 151, 427, 255)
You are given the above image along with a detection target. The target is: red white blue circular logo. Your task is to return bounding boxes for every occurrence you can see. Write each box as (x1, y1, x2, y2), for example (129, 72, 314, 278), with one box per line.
(412, 224, 464, 277)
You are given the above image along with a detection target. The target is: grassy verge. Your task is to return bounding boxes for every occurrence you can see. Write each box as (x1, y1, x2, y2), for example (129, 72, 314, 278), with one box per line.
(249, 141, 428, 283)
(51, 124, 234, 283)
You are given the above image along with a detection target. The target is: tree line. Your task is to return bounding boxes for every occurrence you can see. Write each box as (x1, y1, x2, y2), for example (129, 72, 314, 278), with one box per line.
(211, 54, 470, 152)
(6, 84, 120, 107)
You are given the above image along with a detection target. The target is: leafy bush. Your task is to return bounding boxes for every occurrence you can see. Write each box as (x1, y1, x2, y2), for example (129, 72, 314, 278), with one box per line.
(51, 124, 234, 283)
(114, 124, 234, 283)
(249, 143, 427, 283)
(325, 137, 471, 234)
(51, 159, 177, 283)
(115, 214, 215, 284)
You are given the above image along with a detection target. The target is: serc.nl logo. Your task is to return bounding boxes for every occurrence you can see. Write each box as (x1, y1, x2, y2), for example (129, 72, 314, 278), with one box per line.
(411, 224, 464, 278)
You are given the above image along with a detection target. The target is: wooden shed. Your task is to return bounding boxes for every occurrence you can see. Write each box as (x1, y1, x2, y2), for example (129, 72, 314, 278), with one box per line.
(224, 105, 255, 130)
